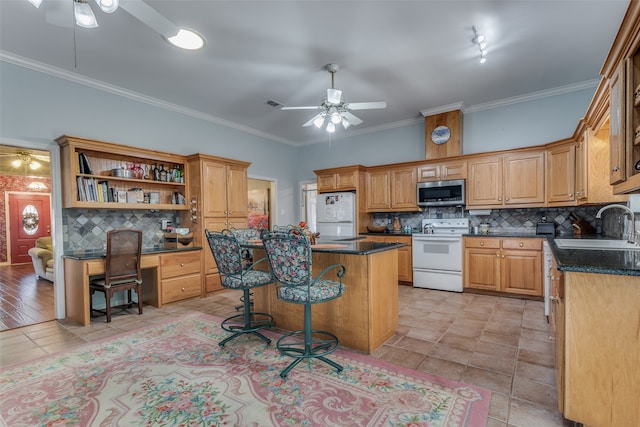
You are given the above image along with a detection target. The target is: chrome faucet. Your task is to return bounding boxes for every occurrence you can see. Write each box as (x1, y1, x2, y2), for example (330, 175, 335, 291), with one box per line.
(595, 204, 636, 243)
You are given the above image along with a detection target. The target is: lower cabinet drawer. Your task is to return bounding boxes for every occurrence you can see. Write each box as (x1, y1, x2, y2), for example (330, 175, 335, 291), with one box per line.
(161, 251, 201, 279)
(162, 273, 201, 303)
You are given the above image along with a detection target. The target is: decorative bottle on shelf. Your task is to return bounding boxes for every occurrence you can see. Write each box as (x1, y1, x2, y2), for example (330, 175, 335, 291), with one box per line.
(152, 163, 160, 181)
(160, 164, 167, 182)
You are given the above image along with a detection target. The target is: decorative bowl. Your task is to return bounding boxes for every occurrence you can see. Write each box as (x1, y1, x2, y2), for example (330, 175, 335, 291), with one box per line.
(367, 225, 387, 233)
(112, 168, 134, 178)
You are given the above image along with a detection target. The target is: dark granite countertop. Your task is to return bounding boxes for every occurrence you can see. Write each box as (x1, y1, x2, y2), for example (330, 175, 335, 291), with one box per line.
(546, 235, 640, 276)
(359, 231, 414, 237)
(63, 245, 202, 260)
(463, 232, 541, 238)
(244, 240, 406, 255)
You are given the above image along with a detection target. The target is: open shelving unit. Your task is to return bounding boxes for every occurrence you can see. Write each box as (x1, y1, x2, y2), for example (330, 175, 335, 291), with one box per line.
(57, 135, 188, 210)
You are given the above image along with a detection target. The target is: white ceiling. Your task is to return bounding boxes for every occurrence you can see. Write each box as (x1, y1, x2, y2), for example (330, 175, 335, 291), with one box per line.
(0, 0, 630, 146)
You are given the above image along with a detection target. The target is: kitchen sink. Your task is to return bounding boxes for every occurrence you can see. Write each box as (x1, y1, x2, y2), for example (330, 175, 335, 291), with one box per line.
(554, 238, 640, 250)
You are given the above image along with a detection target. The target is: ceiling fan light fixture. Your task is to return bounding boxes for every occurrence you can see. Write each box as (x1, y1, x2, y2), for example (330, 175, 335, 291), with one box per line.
(11, 159, 23, 168)
(341, 117, 351, 129)
(29, 160, 42, 170)
(74, 0, 99, 28)
(95, 0, 119, 14)
(167, 28, 205, 50)
(326, 122, 336, 133)
(471, 25, 488, 63)
(313, 115, 326, 128)
(27, 0, 43, 8)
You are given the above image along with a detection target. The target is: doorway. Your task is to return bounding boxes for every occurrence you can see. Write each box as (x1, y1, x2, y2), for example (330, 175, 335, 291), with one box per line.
(248, 178, 276, 230)
(0, 144, 54, 330)
(301, 182, 318, 232)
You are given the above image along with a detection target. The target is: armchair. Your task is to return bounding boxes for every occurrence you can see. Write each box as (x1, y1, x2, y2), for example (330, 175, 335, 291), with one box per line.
(28, 237, 54, 282)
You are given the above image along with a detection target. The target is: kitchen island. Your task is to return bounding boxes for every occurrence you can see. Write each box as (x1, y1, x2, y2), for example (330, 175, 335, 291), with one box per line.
(249, 240, 404, 354)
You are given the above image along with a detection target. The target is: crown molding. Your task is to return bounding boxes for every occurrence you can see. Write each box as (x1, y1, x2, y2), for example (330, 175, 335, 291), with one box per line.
(462, 79, 600, 113)
(420, 102, 465, 117)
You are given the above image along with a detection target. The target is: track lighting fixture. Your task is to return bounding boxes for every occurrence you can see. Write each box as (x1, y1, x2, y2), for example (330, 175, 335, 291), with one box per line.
(472, 26, 488, 63)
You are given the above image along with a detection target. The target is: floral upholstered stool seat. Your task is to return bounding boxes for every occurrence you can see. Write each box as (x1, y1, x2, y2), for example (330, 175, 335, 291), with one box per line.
(205, 229, 274, 347)
(262, 230, 346, 378)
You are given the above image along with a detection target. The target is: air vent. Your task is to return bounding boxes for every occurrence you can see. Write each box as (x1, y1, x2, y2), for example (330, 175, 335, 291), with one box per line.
(266, 99, 283, 107)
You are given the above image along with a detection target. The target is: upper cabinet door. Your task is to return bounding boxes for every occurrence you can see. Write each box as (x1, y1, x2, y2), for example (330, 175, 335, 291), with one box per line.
(390, 167, 417, 209)
(226, 164, 248, 217)
(202, 161, 228, 217)
(504, 151, 546, 205)
(366, 169, 391, 211)
(610, 62, 626, 185)
(546, 145, 576, 205)
(467, 156, 503, 207)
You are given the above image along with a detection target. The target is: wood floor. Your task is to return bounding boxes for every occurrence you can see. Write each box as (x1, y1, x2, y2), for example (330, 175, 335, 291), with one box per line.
(0, 264, 55, 331)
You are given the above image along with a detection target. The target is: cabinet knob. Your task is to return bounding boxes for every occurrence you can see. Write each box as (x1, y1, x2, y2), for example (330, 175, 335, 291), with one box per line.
(505, 197, 509, 201)
(569, 193, 573, 198)
(180, 262, 184, 267)
(181, 287, 185, 292)
(613, 166, 620, 172)
(480, 241, 484, 246)
(519, 242, 524, 247)
(498, 197, 502, 201)
(496, 252, 500, 257)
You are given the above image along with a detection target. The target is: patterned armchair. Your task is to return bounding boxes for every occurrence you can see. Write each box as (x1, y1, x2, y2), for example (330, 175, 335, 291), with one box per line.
(262, 230, 346, 378)
(205, 229, 274, 347)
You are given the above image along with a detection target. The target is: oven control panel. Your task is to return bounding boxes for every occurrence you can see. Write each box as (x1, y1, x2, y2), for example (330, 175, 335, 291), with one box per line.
(420, 218, 469, 235)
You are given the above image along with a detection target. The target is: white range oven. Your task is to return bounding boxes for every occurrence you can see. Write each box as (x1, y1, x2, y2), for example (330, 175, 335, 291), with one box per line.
(412, 218, 469, 292)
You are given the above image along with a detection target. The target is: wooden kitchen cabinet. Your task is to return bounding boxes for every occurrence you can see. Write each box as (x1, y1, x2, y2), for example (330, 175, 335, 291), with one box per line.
(467, 150, 545, 209)
(463, 237, 543, 296)
(314, 165, 363, 193)
(573, 121, 628, 204)
(362, 234, 412, 283)
(365, 165, 418, 212)
(187, 154, 250, 294)
(546, 140, 576, 205)
(548, 253, 565, 414)
(160, 250, 202, 304)
(56, 135, 189, 210)
(553, 270, 640, 427)
(417, 159, 467, 182)
(601, 2, 640, 193)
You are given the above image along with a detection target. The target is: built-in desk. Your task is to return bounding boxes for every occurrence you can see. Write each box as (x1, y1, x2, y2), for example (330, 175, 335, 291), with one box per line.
(63, 246, 202, 326)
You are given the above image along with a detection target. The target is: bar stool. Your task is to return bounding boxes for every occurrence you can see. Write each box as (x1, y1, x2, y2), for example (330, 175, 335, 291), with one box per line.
(205, 229, 274, 347)
(262, 230, 346, 378)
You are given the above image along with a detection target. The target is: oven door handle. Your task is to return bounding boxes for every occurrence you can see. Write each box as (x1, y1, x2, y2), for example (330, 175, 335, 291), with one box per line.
(412, 236, 462, 243)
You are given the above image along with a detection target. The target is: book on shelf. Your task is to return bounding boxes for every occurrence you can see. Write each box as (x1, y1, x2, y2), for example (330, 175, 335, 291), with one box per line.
(78, 152, 93, 175)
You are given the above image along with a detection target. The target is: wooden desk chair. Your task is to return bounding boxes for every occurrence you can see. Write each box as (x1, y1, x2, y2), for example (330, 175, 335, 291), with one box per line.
(89, 228, 143, 323)
(205, 229, 274, 347)
(262, 230, 346, 378)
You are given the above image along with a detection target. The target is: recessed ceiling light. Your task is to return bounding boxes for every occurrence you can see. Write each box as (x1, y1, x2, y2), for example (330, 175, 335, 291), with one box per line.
(166, 28, 205, 50)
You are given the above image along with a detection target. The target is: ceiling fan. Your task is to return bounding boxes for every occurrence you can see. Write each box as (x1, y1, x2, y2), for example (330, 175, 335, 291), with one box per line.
(281, 64, 387, 133)
(0, 151, 50, 170)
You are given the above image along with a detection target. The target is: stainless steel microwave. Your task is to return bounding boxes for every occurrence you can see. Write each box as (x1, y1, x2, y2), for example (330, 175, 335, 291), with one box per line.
(417, 179, 465, 207)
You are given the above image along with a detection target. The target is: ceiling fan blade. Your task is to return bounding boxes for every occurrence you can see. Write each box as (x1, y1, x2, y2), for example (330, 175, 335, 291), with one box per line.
(346, 101, 387, 110)
(119, 0, 179, 38)
(342, 111, 363, 126)
(302, 113, 324, 127)
(281, 106, 322, 110)
(327, 88, 342, 104)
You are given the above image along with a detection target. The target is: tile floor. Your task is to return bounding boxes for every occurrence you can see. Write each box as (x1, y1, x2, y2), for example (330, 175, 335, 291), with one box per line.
(0, 286, 572, 427)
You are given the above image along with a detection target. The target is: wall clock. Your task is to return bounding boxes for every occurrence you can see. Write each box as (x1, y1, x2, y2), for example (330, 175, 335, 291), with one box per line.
(431, 125, 451, 145)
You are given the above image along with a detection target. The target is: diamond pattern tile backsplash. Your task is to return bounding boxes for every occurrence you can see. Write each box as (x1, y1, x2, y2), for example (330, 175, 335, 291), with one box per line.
(62, 209, 181, 251)
(373, 204, 627, 239)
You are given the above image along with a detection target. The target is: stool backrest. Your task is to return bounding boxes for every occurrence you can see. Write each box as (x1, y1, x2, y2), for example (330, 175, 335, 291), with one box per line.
(105, 228, 142, 285)
(205, 229, 243, 276)
(261, 231, 311, 287)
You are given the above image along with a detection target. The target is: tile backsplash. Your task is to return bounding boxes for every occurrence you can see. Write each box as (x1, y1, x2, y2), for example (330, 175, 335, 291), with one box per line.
(62, 209, 181, 251)
(373, 204, 627, 239)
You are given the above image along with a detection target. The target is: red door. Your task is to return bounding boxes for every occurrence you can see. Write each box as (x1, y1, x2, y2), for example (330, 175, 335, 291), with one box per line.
(8, 193, 51, 265)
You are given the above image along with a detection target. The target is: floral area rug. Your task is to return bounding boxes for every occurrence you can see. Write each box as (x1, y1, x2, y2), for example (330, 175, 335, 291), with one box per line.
(0, 313, 491, 426)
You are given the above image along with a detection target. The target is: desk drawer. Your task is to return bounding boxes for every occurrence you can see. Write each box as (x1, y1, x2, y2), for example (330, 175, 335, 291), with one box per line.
(162, 273, 201, 303)
(161, 251, 201, 279)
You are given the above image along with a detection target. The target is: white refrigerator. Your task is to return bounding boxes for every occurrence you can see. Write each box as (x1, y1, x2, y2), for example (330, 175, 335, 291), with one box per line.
(315, 192, 357, 238)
